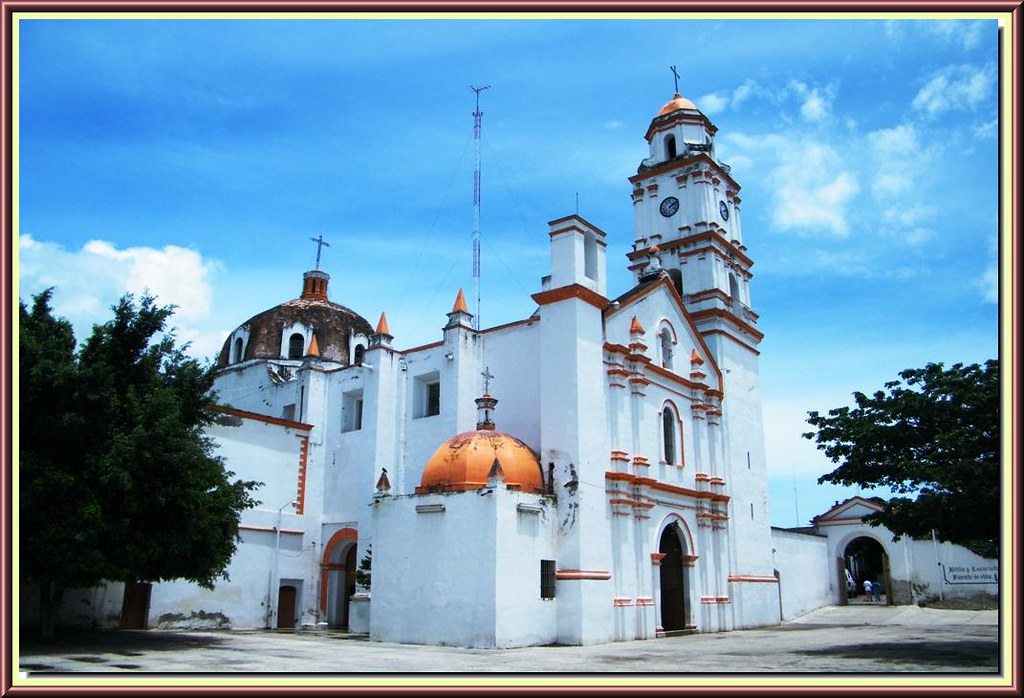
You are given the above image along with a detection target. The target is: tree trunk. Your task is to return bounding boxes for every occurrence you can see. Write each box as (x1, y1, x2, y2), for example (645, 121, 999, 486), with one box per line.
(39, 581, 64, 640)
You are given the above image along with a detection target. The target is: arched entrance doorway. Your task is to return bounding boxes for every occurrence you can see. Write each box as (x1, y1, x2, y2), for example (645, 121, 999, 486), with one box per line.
(659, 524, 689, 632)
(842, 536, 893, 605)
(320, 528, 358, 629)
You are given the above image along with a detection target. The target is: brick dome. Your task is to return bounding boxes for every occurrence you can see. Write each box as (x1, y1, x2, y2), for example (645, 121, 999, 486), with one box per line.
(217, 269, 373, 368)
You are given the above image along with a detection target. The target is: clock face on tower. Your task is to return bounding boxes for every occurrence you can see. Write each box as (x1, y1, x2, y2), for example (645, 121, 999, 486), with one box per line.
(660, 196, 680, 217)
(719, 200, 729, 221)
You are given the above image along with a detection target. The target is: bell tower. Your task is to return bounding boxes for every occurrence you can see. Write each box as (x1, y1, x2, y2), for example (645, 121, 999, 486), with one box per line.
(627, 88, 776, 626)
(626, 92, 761, 355)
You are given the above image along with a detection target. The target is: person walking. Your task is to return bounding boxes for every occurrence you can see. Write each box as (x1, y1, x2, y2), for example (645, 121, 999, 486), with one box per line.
(873, 580, 882, 603)
(863, 579, 873, 600)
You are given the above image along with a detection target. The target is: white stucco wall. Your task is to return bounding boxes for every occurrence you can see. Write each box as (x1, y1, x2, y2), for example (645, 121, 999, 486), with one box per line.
(493, 491, 558, 647)
(371, 487, 561, 648)
(770, 528, 831, 620)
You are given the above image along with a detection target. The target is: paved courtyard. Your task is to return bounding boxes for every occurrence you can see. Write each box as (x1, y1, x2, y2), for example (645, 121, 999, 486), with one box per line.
(15, 605, 1005, 687)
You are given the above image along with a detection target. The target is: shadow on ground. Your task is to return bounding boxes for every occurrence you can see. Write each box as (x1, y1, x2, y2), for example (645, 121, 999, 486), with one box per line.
(20, 629, 229, 655)
(802, 641, 998, 667)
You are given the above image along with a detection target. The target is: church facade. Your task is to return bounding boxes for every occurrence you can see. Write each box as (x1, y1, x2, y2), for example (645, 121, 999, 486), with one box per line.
(36, 92, 790, 646)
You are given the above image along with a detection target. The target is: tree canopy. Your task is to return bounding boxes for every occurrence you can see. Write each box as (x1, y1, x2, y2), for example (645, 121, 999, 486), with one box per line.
(19, 290, 259, 636)
(804, 360, 999, 559)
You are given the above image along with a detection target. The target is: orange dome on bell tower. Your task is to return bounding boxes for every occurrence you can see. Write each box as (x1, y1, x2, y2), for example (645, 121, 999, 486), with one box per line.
(657, 92, 699, 116)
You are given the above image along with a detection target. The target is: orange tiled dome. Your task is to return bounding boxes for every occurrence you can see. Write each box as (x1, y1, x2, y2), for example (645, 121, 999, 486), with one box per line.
(417, 430, 543, 494)
(657, 93, 699, 116)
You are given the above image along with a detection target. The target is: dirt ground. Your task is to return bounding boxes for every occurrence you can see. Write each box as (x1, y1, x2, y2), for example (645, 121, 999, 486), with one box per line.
(918, 593, 998, 611)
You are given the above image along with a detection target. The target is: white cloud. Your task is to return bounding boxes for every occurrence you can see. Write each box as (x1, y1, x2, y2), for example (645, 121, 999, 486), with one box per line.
(865, 124, 940, 243)
(912, 64, 996, 118)
(800, 92, 829, 122)
(80, 240, 218, 322)
(885, 19, 987, 52)
(880, 203, 935, 229)
(903, 227, 935, 246)
(177, 326, 232, 361)
(787, 80, 837, 123)
(924, 20, 986, 51)
(731, 79, 762, 110)
(867, 124, 919, 157)
(603, 120, 624, 130)
(723, 132, 858, 237)
(697, 92, 729, 115)
(18, 234, 223, 356)
(770, 143, 859, 236)
(726, 154, 753, 172)
(974, 262, 998, 304)
(867, 125, 921, 199)
(808, 249, 870, 276)
(972, 119, 997, 139)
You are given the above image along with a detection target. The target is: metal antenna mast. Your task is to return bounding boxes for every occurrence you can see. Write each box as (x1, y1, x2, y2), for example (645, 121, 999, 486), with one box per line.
(470, 84, 491, 331)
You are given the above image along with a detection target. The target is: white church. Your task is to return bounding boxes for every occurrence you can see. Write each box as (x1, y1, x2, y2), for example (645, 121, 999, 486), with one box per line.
(35, 91, 998, 647)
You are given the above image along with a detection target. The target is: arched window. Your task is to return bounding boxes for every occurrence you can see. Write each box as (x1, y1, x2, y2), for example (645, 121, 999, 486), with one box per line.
(659, 329, 674, 370)
(233, 337, 244, 364)
(288, 333, 305, 359)
(662, 406, 677, 465)
(353, 344, 365, 365)
(729, 273, 741, 306)
(665, 134, 677, 160)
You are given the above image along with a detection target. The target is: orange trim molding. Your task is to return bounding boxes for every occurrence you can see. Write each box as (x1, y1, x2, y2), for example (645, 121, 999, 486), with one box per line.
(728, 575, 779, 584)
(689, 308, 765, 342)
(239, 524, 303, 535)
(401, 340, 444, 355)
(212, 405, 313, 431)
(555, 569, 612, 581)
(295, 435, 309, 515)
(532, 284, 608, 310)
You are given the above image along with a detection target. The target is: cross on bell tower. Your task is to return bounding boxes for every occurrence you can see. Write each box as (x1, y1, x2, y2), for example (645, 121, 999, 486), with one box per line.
(309, 234, 331, 269)
(670, 65, 680, 94)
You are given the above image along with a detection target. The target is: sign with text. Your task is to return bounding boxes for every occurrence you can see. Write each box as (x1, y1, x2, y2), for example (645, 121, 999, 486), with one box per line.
(942, 564, 998, 585)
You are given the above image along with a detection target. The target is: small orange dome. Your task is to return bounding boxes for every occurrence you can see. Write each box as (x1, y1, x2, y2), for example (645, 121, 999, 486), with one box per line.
(417, 430, 543, 494)
(657, 93, 698, 116)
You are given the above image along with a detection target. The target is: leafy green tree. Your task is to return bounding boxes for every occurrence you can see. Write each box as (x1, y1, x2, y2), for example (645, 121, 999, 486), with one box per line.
(354, 546, 372, 590)
(19, 290, 260, 638)
(804, 360, 999, 558)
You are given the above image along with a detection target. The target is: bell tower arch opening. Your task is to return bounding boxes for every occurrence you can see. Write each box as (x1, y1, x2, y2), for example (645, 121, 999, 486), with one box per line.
(665, 133, 677, 160)
(584, 230, 599, 282)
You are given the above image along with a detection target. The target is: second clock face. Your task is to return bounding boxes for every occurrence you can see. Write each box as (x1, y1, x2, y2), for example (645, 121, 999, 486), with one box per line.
(660, 196, 680, 217)
(719, 200, 730, 220)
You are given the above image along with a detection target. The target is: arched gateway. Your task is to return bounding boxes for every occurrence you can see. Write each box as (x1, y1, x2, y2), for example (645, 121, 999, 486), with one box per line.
(320, 528, 358, 629)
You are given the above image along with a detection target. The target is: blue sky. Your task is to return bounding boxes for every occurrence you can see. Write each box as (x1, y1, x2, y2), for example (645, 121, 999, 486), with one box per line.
(15, 16, 1003, 528)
